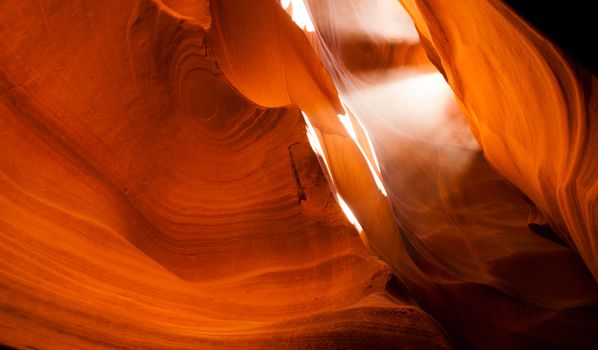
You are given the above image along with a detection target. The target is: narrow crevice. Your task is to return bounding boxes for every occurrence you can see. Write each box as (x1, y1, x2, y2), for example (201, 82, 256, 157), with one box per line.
(288, 142, 307, 204)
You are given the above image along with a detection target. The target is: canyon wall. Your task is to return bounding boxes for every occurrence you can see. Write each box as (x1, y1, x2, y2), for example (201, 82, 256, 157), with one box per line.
(0, 0, 450, 348)
(1, 0, 597, 349)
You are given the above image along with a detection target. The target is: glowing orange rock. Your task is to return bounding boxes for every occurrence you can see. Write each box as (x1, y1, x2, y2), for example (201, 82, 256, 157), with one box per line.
(302, 0, 598, 348)
(0, 0, 451, 349)
(1, 0, 597, 349)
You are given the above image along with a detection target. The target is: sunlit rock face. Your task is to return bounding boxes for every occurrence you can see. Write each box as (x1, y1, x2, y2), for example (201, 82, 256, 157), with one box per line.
(398, 0, 598, 280)
(0, 0, 597, 349)
(300, 0, 598, 349)
(0, 0, 452, 349)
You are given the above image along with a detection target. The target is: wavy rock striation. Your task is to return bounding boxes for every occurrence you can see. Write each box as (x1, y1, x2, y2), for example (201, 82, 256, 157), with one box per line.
(1, 0, 597, 349)
(302, 0, 598, 349)
(0, 0, 451, 349)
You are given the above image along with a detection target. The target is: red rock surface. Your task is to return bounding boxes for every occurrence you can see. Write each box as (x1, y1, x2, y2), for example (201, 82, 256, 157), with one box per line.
(0, 1, 451, 349)
(303, 0, 598, 348)
(0, 0, 596, 349)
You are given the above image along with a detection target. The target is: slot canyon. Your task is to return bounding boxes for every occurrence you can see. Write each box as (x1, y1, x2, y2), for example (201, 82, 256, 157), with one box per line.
(1, 0, 597, 349)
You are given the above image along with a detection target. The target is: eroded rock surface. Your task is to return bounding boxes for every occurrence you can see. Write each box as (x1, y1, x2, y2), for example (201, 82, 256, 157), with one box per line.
(1, 0, 597, 349)
(0, 0, 452, 349)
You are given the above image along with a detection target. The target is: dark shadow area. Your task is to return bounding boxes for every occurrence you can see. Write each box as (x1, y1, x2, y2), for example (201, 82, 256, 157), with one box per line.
(503, 0, 597, 74)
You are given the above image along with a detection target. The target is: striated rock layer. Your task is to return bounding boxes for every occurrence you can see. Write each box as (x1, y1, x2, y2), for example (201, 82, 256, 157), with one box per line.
(1, 0, 597, 349)
(399, 0, 598, 280)
(0, 0, 452, 349)
(301, 0, 598, 349)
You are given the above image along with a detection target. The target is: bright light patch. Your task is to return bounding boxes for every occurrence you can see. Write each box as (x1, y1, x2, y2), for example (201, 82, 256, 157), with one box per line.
(302, 112, 332, 178)
(281, 0, 315, 32)
(336, 194, 368, 245)
(338, 113, 358, 140)
(338, 103, 388, 197)
(346, 70, 480, 151)
(316, 0, 419, 42)
(302, 111, 368, 245)
(351, 111, 382, 173)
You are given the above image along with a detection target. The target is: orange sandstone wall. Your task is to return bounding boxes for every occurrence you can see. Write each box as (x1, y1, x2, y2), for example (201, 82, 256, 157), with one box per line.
(1, 0, 597, 349)
(303, 0, 598, 349)
(399, 0, 598, 281)
(0, 0, 451, 349)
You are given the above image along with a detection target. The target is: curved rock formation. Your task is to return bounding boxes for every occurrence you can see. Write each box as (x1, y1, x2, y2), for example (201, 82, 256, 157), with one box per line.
(398, 0, 598, 280)
(1, 0, 597, 349)
(301, 0, 598, 348)
(0, 0, 452, 349)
